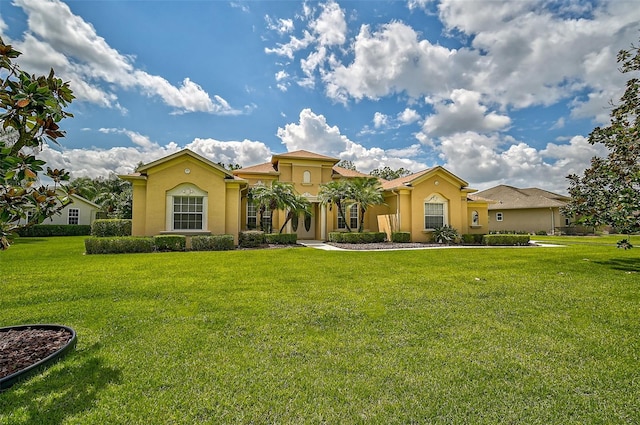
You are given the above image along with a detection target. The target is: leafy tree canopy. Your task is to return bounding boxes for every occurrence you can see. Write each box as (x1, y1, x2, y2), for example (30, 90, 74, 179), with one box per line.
(370, 166, 412, 180)
(0, 38, 75, 249)
(564, 40, 640, 249)
(336, 160, 357, 171)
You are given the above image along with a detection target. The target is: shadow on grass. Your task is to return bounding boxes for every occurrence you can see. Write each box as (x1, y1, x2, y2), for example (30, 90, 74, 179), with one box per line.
(10, 237, 49, 245)
(594, 257, 640, 273)
(0, 343, 122, 425)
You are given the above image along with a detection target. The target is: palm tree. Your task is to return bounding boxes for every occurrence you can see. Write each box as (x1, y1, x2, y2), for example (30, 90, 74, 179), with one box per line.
(249, 181, 311, 233)
(349, 177, 384, 232)
(318, 180, 353, 232)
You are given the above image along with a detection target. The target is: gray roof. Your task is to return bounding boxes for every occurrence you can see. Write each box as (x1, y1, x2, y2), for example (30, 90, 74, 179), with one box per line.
(474, 185, 570, 210)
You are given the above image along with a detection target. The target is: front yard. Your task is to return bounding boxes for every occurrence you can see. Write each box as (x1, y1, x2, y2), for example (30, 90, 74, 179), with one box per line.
(0, 236, 638, 424)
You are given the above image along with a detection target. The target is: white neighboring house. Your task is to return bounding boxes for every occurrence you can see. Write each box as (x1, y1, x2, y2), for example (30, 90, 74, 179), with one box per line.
(20, 192, 101, 226)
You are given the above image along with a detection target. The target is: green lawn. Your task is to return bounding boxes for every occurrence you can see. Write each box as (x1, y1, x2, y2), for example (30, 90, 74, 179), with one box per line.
(1, 236, 638, 424)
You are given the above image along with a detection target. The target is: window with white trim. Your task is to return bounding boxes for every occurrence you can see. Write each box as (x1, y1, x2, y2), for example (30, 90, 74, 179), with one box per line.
(247, 203, 257, 229)
(337, 204, 359, 230)
(68, 208, 79, 225)
(166, 184, 208, 231)
(424, 194, 448, 229)
(349, 204, 359, 230)
(303, 170, 311, 184)
(261, 209, 272, 233)
(496, 212, 503, 222)
(173, 196, 203, 230)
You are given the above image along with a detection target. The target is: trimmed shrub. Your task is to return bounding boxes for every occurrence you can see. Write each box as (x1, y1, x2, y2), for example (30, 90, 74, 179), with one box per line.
(328, 232, 386, 244)
(482, 234, 531, 246)
(535, 230, 548, 236)
(462, 233, 484, 245)
(16, 224, 91, 237)
(84, 237, 154, 254)
(191, 234, 235, 251)
(239, 230, 265, 248)
(265, 233, 297, 245)
(91, 219, 132, 237)
(391, 232, 411, 243)
(153, 235, 186, 252)
(433, 225, 459, 244)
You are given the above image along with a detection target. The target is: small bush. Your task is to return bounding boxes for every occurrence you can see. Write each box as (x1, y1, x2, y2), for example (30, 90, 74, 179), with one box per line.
(482, 234, 531, 246)
(433, 225, 459, 244)
(239, 231, 265, 248)
(191, 235, 235, 251)
(154, 235, 186, 252)
(462, 234, 484, 245)
(391, 232, 411, 243)
(16, 224, 91, 237)
(265, 233, 297, 245)
(328, 232, 386, 244)
(84, 237, 155, 254)
(91, 219, 132, 237)
(535, 230, 548, 236)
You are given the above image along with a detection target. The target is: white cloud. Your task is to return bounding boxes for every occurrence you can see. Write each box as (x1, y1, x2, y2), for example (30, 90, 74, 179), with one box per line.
(11, 0, 240, 115)
(325, 21, 466, 102)
(397, 108, 421, 125)
(309, 1, 347, 47)
(277, 108, 429, 173)
(265, 15, 294, 34)
(185, 138, 273, 167)
(373, 112, 389, 129)
(435, 131, 608, 193)
(422, 89, 511, 137)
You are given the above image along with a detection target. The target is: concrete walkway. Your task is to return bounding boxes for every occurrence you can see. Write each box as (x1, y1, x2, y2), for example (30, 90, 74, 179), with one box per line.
(299, 240, 565, 251)
(298, 240, 346, 251)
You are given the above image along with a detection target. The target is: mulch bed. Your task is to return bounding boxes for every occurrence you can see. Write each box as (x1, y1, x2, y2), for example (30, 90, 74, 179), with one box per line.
(0, 327, 73, 379)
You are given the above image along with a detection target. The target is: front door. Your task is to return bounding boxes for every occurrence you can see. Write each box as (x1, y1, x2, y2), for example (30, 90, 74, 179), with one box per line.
(296, 204, 316, 240)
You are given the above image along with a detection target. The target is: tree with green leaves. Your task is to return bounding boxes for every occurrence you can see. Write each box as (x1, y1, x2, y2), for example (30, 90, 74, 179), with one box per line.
(319, 178, 385, 232)
(70, 173, 132, 219)
(370, 166, 412, 180)
(349, 177, 384, 232)
(336, 160, 357, 171)
(248, 181, 310, 233)
(318, 179, 353, 232)
(564, 40, 640, 249)
(0, 38, 75, 249)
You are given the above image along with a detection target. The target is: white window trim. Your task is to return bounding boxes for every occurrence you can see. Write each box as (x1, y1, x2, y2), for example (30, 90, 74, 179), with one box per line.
(424, 194, 448, 230)
(166, 184, 208, 232)
(496, 212, 503, 222)
(68, 208, 79, 225)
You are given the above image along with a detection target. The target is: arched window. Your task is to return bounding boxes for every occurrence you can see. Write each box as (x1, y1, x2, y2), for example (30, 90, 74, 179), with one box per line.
(303, 170, 311, 184)
(424, 194, 448, 230)
(166, 184, 208, 231)
(472, 210, 479, 226)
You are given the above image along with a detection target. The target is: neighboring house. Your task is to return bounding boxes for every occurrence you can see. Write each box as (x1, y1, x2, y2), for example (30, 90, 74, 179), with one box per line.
(120, 149, 488, 243)
(19, 192, 100, 226)
(474, 185, 571, 234)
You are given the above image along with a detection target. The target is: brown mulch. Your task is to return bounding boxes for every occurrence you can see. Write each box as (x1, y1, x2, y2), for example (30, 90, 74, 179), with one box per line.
(0, 328, 73, 379)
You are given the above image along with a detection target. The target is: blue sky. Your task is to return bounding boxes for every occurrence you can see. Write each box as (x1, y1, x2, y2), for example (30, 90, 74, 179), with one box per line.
(1, 0, 638, 193)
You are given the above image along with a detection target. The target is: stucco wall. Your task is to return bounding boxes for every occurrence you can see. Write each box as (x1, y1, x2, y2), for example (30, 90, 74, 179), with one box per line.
(139, 156, 235, 236)
(488, 207, 565, 234)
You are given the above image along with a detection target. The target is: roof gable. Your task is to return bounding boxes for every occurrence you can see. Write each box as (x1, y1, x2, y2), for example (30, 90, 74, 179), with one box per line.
(137, 149, 235, 178)
(382, 166, 469, 191)
(475, 185, 569, 209)
(271, 150, 339, 163)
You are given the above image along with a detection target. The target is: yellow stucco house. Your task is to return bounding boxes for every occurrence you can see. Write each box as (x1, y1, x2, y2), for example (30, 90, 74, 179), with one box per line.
(120, 149, 488, 243)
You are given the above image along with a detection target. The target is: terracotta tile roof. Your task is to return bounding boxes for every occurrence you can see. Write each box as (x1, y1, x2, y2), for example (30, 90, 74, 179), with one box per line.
(332, 166, 372, 178)
(272, 150, 339, 162)
(233, 161, 278, 174)
(381, 168, 434, 190)
(474, 185, 570, 210)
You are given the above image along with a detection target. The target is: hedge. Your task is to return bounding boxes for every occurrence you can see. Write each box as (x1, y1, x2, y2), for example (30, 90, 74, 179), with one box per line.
(239, 231, 265, 248)
(16, 224, 91, 237)
(328, 232, 386, 244)
(84, 237, 155, 254)
(191, 235, 235, 251)
(462, 234, 484, 245)
(391, 232, 411, 243)
(265, 233, 297, 245)
(482, 234, 531, 246)
(91, 219, 132, 237)
(153, 235, 186, 252)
